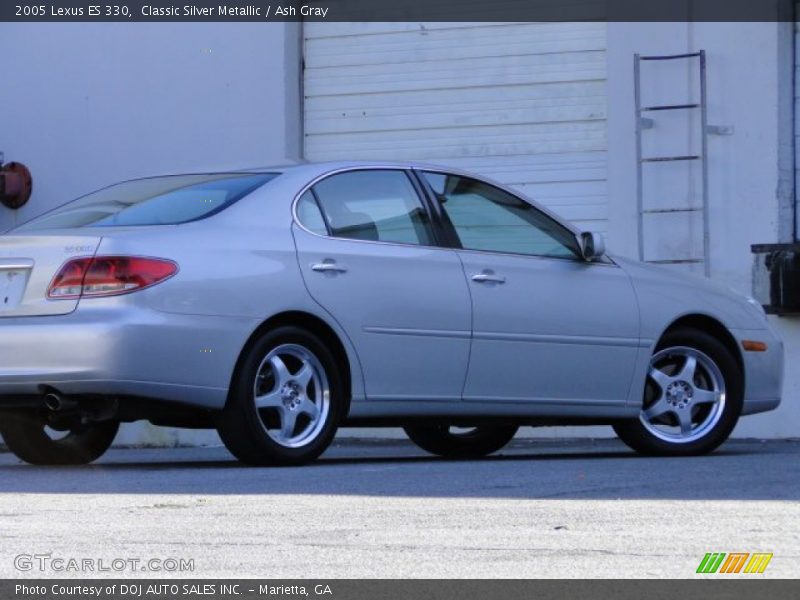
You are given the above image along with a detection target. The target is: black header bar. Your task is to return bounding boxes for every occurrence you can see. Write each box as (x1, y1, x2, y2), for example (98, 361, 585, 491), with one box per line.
(1, 0, 796, 23)
(3, 579, 800, 600)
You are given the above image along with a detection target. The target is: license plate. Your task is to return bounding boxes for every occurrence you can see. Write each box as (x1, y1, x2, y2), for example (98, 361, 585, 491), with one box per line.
(0, 269, 29, 311)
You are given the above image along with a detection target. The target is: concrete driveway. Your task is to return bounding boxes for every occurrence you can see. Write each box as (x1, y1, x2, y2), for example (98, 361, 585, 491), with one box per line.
(0, 438, 797, 578)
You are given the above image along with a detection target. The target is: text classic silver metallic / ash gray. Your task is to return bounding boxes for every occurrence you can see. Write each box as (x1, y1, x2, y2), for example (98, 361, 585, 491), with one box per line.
(0, 162, 784, 465)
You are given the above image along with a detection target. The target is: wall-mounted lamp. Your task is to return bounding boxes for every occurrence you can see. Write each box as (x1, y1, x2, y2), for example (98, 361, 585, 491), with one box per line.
(0, 152, 32, 209)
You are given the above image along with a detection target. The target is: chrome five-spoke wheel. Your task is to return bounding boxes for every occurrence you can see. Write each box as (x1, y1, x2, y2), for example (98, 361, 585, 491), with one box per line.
(253, 344, 330, 448)
(613, 328, 743, 456)
(641, 346, 725, 443)
(217, 326, 344, 466)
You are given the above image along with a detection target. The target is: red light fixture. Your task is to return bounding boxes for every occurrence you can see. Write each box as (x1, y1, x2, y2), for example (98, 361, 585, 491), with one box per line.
(48, 256, 177, 299)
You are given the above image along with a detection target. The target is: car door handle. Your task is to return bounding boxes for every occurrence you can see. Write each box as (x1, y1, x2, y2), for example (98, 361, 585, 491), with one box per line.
(471, 272, 506, 284)
(311, 261, 347, 273)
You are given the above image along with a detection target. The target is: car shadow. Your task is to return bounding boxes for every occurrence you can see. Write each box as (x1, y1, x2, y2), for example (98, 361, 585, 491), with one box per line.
(0, 439, 797, 501)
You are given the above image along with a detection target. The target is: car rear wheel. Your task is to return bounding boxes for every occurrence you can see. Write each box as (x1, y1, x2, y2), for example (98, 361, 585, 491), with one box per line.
(0, 413, 118, 465)
(613, 328, 743, 456)
(403, 424, 518, 458)
(217, 326, 344, 466)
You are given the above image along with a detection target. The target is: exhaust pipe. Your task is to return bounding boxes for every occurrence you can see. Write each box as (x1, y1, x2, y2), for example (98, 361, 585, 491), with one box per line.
(43, 392, 78, 412)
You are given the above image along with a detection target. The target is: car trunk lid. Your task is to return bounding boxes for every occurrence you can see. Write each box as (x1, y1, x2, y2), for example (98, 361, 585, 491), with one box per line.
(0, 233, 102, 317)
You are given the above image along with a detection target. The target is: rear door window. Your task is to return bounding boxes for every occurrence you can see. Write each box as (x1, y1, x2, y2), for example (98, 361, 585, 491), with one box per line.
(308, 170, 434, 246)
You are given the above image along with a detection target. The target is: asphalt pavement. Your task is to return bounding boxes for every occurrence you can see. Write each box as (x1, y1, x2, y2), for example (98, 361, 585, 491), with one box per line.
(0, 438, 797, 578)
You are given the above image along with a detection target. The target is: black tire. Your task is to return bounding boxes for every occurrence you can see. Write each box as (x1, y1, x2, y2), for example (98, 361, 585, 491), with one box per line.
(403, 424, 518, 458)
(0, 413, 118, 465)
(613, 328, 743, 456)
(217, 326, 344, 466)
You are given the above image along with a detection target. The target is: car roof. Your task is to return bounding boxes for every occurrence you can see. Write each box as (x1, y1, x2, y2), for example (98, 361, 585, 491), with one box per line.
(238, 160, 476, 178)
(138, 160, 487, 184)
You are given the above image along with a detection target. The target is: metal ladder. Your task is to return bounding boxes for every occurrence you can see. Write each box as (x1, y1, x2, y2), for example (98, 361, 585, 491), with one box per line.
(634, 50, 710, 276)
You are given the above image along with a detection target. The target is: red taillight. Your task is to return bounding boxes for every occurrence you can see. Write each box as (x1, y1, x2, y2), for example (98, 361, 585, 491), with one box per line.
(48, 257, 92, 299)
(48, 256, 177, 299)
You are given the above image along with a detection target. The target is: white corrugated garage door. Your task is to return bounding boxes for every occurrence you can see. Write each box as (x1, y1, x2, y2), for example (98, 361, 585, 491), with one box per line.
(796, 5, 800, 211)
(303, 22, 608, 233)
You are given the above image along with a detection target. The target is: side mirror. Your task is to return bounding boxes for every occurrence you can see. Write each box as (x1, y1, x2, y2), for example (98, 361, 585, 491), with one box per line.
(580, 231, 605, 261)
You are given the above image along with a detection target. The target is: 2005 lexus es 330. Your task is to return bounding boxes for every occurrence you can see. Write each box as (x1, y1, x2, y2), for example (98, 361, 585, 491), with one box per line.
(0, 162, 783, 465)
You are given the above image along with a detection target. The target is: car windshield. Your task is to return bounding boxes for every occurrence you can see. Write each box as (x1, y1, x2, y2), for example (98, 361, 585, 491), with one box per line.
(14, 172, 279, 231)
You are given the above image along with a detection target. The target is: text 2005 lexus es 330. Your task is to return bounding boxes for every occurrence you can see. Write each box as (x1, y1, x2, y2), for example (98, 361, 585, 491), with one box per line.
(0, 162, 783, 465)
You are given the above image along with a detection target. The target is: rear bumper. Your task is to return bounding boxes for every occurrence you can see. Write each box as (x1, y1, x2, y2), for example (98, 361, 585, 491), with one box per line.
(0, 299, 259, 409)
(731, 325, 784, 416)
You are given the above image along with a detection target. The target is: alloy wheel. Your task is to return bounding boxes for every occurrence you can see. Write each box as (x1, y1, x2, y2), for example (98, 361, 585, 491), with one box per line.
(252, 343, 330, 448)
(639, 346, 726, 443)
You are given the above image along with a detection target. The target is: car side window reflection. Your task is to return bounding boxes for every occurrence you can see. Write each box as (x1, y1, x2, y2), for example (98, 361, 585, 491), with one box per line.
(309, 170, 434, 246)
(422, 172, 581, 259)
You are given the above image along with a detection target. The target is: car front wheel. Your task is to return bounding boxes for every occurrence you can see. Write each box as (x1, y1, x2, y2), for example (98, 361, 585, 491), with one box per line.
(613, 328, 743, 456)
(403, 424, 518, 458)
(217, 326, 344, 466)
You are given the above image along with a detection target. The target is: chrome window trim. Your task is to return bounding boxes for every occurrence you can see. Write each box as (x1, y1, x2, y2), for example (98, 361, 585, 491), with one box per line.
(291, 165, 444, 251)
(291, 164, 618, 268)
(454, 246, 619, 268)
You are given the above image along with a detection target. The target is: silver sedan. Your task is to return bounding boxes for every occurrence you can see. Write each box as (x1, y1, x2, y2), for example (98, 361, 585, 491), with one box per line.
(0, 162, 784, 465)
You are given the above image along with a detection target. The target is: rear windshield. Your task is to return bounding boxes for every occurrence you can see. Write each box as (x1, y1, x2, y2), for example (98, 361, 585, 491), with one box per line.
(14, 173, 278, 231)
